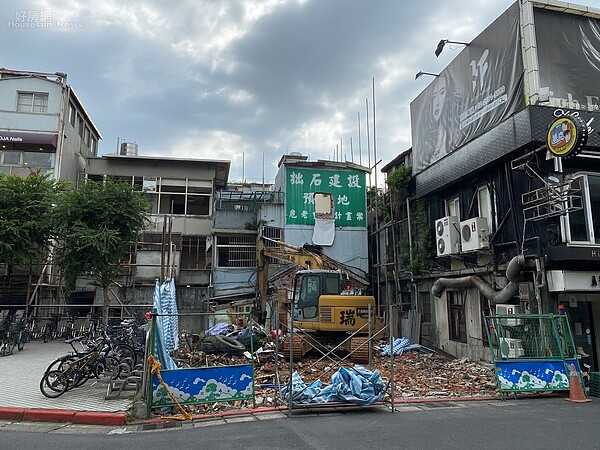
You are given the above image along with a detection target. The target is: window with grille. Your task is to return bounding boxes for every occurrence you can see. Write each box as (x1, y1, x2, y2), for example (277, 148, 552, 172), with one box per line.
(17, 92, 48, 113)
(447, 290, 467, 343)
(262, 226, 282, 242)
(262, 226, 283, 264)
(216, 235, 256, 268)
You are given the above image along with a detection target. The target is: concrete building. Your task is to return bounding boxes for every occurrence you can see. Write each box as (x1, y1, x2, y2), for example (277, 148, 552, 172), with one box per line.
(210, 153, 372, 326)
(83, 153, 230, 330)
(0, 68, 100, 182)
(271, 154, 371, 280)
(0, 68, 101, 308)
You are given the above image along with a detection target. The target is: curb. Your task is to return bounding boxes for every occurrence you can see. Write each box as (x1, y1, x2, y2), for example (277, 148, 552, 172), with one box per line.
(131, 395, 507, 426)
(0, 407, 126, 426)
(0, 392, 563, 427)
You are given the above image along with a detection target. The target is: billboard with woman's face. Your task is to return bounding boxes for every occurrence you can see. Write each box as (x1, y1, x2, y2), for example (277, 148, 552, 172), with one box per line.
(410, 1, 525, 174)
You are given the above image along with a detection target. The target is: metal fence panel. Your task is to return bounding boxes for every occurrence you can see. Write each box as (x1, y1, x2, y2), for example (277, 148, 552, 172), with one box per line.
(484, 313, 582, 393)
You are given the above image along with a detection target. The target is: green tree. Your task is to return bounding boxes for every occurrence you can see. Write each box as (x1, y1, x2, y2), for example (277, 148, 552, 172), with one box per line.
(0, 171, 66, 269)
(398, 199, 434, 274)
(53, 179, 148, 324)
(386, 166, 412, 196)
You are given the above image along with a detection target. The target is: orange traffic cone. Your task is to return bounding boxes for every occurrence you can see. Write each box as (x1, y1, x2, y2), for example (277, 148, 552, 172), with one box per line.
(566, 363, 591, 403)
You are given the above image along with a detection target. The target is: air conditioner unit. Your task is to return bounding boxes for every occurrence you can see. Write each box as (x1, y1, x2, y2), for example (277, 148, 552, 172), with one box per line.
(496, 304, 523, 326)
(460, 217, 489, 252)
(499, 338, 524, 358)
(434, 216, 460, 257)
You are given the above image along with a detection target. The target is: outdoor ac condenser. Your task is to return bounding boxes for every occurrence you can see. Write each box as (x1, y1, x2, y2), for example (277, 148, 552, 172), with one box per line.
(499, 338, 525, 358)
(496, 304, 524, 326)
(460, 217, 489, 252)
(434, 216, 460, 257)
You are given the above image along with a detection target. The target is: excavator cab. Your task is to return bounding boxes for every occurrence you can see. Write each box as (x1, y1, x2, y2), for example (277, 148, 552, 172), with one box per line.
(293, 270, 343, 321)
(286, 268, 379, 363)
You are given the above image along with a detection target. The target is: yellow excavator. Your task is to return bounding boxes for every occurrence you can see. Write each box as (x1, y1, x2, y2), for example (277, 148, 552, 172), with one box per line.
(256, 237, 383, 363)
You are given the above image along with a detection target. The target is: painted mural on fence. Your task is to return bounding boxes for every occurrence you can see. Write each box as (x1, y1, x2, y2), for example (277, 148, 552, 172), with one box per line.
(286, 167, 366, 227)
(494, 360, 578, 392)
(152, 364, 254, 407)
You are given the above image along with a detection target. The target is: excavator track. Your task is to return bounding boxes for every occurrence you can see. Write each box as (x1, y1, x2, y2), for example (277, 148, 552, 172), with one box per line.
(282, 335, 304, 362)
(349, 337, 370, 364)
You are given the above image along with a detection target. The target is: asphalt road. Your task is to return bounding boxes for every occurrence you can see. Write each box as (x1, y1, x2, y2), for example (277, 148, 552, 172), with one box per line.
(1, 397, 598, 449)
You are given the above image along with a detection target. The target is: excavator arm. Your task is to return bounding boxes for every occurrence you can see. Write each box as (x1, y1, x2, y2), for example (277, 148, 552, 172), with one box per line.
(256, 236, 327, 312)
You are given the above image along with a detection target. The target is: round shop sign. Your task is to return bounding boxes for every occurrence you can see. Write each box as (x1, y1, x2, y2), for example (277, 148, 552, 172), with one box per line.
(546, 116, 588, 158)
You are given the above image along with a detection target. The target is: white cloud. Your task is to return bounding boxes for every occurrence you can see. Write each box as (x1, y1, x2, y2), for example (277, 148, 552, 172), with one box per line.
(8, 0, 592, 187)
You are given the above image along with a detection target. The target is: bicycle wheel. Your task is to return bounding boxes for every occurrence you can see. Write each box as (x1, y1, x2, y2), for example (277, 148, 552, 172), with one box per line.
(72, 367, 91, 388)
(43, 354, 76, 374)
(0, 339, 11, 356)
(40, 370, 69, 398)
(109, 343, 137, 367)
(42, 325, 49, 343)
(17, 332, 25, 351)
(9, 333, 17, 354)
(95, 356, 122, 380)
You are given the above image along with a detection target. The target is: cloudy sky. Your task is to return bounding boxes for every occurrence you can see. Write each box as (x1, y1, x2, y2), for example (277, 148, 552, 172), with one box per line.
(3, 0, 599, 186)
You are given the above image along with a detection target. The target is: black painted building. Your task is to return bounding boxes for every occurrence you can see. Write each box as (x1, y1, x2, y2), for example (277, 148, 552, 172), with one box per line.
(405, 1, 600, 368)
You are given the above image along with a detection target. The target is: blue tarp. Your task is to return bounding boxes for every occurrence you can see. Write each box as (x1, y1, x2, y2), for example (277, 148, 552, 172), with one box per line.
(380, 337, 421, 356)
(205, 323, 229, 336)
(282, 365, 386, 405)
(153, 278, 178, 370)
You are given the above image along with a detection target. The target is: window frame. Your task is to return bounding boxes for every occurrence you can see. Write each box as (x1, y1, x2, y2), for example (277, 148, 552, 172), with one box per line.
(68, 102, 76, 126)
(1, 150, 22, 166)
(152, 178, 212, 216)
(565, 173, 598, 244)
(16, 91, 49, 113)
(476, 184, 494, 230)
(445, 196, 460, 220)
(447, 290, 467, 344)
(78, 114, 84, 136)
(480, 294, 491, 348)
(215, 235, 257, 268)
(180, 236, 207, 270)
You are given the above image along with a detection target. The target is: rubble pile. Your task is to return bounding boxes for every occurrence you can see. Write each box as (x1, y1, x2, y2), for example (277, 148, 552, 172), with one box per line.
(171, 339, 499, 414)
(375, 352, 498, 398)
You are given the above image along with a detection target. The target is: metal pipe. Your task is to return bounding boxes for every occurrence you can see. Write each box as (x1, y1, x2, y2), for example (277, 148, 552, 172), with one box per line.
(431, 255, 537, 305)
(274, 296, 280, 407)
(389, 298, 395, 413)
(288, 310, 294, 417)
(368, 303, 372, 366)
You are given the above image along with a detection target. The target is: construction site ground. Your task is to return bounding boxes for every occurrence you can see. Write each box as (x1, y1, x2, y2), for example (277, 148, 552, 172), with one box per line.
(172, 341, 500, 415)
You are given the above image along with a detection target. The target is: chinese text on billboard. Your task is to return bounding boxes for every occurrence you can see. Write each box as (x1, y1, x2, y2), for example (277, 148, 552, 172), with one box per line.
(286, 168, 366, 227)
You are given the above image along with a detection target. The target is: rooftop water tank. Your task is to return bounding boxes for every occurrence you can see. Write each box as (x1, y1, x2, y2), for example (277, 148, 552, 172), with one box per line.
(120, 141, 139, 156)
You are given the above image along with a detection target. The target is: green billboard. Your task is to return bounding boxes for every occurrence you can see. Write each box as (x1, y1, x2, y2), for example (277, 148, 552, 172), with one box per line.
(285, 167, 366, 227)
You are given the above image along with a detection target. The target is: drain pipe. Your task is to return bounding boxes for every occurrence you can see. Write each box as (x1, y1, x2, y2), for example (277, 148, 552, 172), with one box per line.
(431, 255, 537, 305)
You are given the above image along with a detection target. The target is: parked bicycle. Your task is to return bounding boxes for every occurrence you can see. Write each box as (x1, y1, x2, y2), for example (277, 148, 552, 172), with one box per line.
(41, 313, 61, 343)
(0, 315, 12, 356)
(78, 313, 102, 345)
(40, 328, 137, 398)
(0, 314, 26, 356)
(105, 316, 147, 364)
(24, 315, 42, 341)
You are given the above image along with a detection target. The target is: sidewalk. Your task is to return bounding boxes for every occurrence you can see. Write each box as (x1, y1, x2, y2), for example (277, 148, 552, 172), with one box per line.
(0, 339, 543, 428)
(0, 339, 131, 424)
